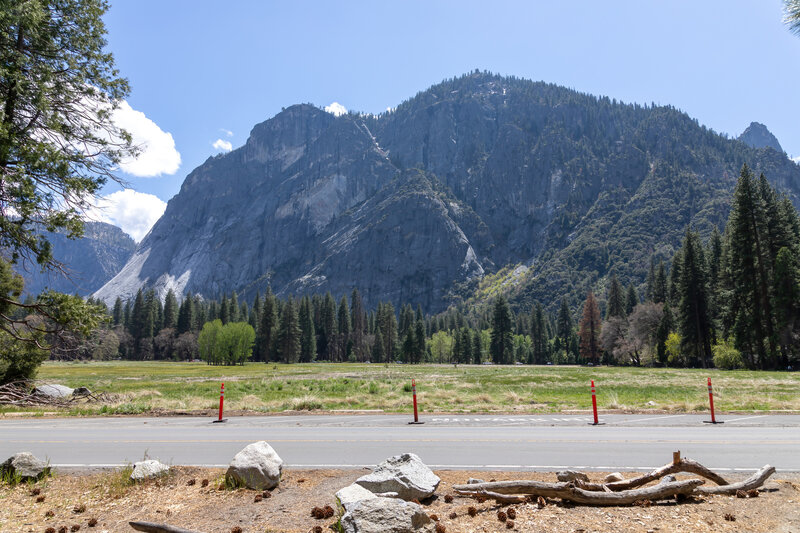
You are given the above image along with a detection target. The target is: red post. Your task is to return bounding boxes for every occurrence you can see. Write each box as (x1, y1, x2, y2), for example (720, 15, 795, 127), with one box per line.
(213, 382, 226, 423)
(412, 379, 419, 423)
(591, 379, 599, 425)
(707, 377, 716, 423)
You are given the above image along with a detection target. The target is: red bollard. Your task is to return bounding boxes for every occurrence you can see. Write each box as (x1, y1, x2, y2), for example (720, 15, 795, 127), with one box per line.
(587, 379, 603, 425)
(408, 378, 424, 425)
(213, 382, 227, 423)
(703, 377, 723, 424)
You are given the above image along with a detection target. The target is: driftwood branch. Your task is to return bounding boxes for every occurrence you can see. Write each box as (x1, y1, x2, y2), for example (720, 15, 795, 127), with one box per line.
(461, 489, 528, 504)
(695, 465, 775, 495)
(455, 479, 705, 506)
(603, 457, 729, 491)
(129, 521, 204, 533)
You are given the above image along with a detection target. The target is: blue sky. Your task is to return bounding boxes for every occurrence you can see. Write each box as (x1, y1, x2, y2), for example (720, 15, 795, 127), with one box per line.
(95, 0, 800, 240)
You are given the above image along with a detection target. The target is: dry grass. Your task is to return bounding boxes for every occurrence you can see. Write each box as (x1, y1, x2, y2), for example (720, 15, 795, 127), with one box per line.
(2, 362, 799, 417)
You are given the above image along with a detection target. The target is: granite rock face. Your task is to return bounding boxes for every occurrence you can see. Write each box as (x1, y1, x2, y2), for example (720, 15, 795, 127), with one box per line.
(20, 221, 135, 297)
(340, 497, 434, 533)
(355, 453, 440, 501)
(739, 122, 784, 153)
(95, 73, 800, 313)
(225, 441, 283, 490)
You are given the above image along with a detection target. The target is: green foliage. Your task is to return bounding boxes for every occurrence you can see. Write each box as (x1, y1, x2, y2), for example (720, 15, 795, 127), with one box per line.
(197, 320, 254, 365)
(665, 332, 684, 367)
(490, 296, 513, 364)
(712, 339, 744, 370)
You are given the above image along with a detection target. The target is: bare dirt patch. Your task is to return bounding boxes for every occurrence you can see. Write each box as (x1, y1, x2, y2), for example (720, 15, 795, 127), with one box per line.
(1, 468, 798, 533)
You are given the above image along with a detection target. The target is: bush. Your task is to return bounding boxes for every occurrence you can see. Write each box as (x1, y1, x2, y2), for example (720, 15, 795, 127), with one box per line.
(713, 340, 744, 370)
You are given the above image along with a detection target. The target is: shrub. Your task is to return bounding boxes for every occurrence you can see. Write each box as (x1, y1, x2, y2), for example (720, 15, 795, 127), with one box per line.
(713, 340, 744, 370)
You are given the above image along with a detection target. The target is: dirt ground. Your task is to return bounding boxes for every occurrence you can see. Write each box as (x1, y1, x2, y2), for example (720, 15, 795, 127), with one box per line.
(1, 467, 799, 533)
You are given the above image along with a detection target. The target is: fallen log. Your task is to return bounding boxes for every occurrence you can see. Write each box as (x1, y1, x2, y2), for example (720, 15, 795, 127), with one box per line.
(129, 521, 204, 533)
(455, 479, 705, 506)
(694, 465, 775, 495)
(460, 489, 528, 504)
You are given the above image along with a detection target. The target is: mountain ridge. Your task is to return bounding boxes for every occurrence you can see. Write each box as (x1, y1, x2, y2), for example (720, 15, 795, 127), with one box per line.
(93, 72, 800, 314)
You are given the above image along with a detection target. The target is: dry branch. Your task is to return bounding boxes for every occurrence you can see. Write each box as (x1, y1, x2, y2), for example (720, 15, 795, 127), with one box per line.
(455, 479, 705, 506)
(603, 457, 729, 491)
(129, 521, 204, 533)
(461, 489, 528, 504)
(695, 465, 775, 495)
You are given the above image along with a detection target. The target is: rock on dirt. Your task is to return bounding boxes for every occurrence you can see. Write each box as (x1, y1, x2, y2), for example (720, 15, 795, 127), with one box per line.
(32, 384, 74, 398)
(1, 452, 51, 481)
(356, 453, 440, 501)
(557, 470, 590, 482)
(130, 460, 170, 482)
(340, 497, 434, 533)
(225, 441, 283, 490)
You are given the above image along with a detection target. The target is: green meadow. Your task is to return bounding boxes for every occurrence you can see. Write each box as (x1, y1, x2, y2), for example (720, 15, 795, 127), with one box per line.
(2, 361, 798, 416)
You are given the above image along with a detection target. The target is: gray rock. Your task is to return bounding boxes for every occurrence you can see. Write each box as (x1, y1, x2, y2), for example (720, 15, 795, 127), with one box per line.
(356, 453, 440, 501)
(32, 384, 73, 398)
(466, 478, 485, 484)
(336, 483, 378, 515)
(659, 475, 677, 485)
(1, 452, 50, 481)
(340, 497, 434, 533)
(225, 441, 283, 490)
(557, 470, 589, 483)
(73, 387, 92, 396)
(604, 472, 625, 483)
(130, 459, 169, 481)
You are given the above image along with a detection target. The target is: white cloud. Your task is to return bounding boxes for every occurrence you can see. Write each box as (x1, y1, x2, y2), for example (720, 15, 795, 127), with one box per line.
(220, 129, 233, 137)
(212, 138, 233, 152)
(792, 156, 800, 165)
(324, 102, 347, 116)
(87, 189, 167, 242)
(113, 101, 181, 177)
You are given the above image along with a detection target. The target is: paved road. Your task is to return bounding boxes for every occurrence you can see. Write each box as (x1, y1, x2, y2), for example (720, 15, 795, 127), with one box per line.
(1, 414, 798, 471)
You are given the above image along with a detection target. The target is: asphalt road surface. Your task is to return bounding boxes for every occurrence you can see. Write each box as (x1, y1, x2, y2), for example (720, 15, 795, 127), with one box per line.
(1, 413, 798, 472)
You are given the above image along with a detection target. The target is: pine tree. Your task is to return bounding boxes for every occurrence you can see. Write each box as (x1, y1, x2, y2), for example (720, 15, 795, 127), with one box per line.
(298, 296, 316, 363)
(625, 283, 638, 316)
(319, 292, 337, 361)
(773, 247, 799, 365)
(605, 275, 625, 319)
(646, 258, 656, 302)
(472, 329, 483, 364)
(530, 302, 548, 364)
(677, 228, 713, 368)
(176, 296, 193, 334)
(414, 319, 426, 363)
(112, 297, 123, 326)
(276, 297, 301, 363)
(373, 329, 385, 363)
(163, 290, 178, 330)
(653, 260, 668, 304)
(656, 302, 674, 365)
(350, 288, 366, 361)
(258, 288, 277, 362)
(579, 291, 602, 364)
(490, 296, 514, 364)
(337, 296, 351, 360)
(557, 297, 573, 361)
(220, 295, 230, 324)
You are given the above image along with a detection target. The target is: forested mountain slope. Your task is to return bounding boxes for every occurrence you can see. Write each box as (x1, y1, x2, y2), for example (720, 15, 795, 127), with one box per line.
(94, 72, 800, 313)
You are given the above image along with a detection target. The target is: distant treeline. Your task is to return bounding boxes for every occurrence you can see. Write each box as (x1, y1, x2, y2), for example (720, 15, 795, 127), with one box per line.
(64, 165, 798, 370)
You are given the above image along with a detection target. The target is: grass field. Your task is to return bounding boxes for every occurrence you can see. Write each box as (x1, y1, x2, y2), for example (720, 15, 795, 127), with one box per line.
(2, 361, 799, 416)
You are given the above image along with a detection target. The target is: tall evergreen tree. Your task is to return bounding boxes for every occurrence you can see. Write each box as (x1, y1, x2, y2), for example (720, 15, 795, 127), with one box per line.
(556, 297, 573, 361)
(337, 296, 351, 360)
(579, 291, 602, 364)
(350, 288, 366, 361)
(605, 275, 625, 319)
(625, 283, 638, 316)
(490, 296, 514, 364)
(677, 228, 713, 368)
(472, 329, 483, 364)
(176, 294, 194, 335)
(298, 296, 316, 363)
(319, 292, 337, 361)
(112, 297, 123, 326)
(653, 260, 668, 304)
(258, 288, 277, 362)
(163, 290, 178, 330)
(275, 296, 301, 363)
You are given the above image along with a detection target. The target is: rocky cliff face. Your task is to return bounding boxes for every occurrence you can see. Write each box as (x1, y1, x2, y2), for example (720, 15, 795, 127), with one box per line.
(738, 122, 784, 153)
(20, 221, 135, 296)
(95, 73, 800, 313)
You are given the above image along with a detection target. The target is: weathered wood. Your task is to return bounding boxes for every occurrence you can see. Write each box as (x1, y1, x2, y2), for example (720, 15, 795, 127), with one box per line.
(455, 479, 705, 506)
(462, 489, 528, 504)
(129, 521, 204, 533)
(695, 465, 775, 495)
(603, 458, 729, 491)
